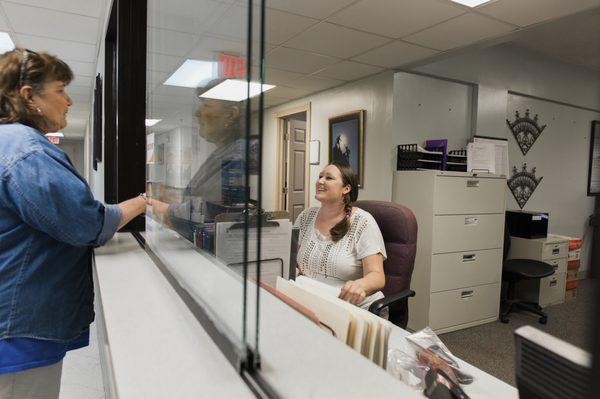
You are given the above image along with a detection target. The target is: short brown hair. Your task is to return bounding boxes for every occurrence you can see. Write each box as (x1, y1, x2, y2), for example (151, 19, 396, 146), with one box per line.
(329, 161, 359, 242)
(0, 47, 73, 128)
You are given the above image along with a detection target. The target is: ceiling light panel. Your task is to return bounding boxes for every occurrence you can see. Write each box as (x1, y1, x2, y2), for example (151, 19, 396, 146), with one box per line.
(164, 59, 218, 88)
(199, 79, 275, 102)
(450, 0, 494, 7)
(0, 32, 15, 54)
(145, 119, 162, 126)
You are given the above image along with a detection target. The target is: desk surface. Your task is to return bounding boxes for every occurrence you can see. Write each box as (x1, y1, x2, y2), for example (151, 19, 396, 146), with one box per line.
(95, 232, 518, 398)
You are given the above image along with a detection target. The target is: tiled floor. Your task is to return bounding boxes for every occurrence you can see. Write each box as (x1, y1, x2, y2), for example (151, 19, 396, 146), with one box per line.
(59, 323, 105, 399)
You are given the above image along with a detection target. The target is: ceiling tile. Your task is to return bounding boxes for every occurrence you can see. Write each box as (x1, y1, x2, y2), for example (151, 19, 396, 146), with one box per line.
(286, 75, 345, 92)
(71, 75, 92, 88)
(147, 0, 230, 34)
(3, 0, 102, 17)
(14, 33, 96, 62)
(478, 0, 600, 27)
(266, 0, 356, 19)
(147, 27, 198, 57)
(328, 0, 465, 39)
(403, 13, 516, 51)
(284, 22, 390, 59)
(264, 95, 291, 108)
(66, 85, 91, 97)
(0, 9, 10, 31)
(264, 67, 304, 86)
(266, 47, 339, 74)
(268, 85, 313, 99)
(147, 52, 185, 73)
(63, 59, 95, 77)
(315, 60, 384, 81)
(4, 2, 99, 44)
(207, 4, 318, 45)
(187, 35, 246, 59)
(352, 40, 438, 68)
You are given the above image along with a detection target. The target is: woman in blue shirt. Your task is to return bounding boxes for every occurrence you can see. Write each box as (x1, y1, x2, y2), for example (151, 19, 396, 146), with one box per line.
(0, 48, 147, 398)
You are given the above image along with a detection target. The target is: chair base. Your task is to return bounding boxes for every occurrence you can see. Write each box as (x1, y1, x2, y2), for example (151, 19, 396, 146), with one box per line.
(500, 299, 547, 325)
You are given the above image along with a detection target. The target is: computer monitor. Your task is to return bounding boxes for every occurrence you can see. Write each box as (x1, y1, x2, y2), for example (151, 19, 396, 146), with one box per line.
(514, 326, 591, 399)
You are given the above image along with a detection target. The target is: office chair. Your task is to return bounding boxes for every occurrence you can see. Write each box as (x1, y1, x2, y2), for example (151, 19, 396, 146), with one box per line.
(500, 224, 555, 324)
(353, 200, 417, 329)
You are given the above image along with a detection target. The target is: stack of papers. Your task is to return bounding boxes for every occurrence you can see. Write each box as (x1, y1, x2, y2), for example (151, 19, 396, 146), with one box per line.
(275, 276, 391, 368)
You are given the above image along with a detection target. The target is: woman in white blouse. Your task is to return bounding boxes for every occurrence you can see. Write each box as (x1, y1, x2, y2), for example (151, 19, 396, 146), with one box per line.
(294, 162, 386, 309)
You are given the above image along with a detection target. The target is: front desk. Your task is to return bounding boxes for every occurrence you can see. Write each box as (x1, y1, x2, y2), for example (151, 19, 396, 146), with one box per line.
(94, 233, 518, 398)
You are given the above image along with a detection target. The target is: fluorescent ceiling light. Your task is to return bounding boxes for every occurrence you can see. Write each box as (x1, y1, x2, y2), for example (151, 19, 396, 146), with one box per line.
(164, 59, 217, 88)
(45, 132, 64, 137)
(199, 79, 275, 102)
(449, 0, 493, 7)
(145, 119, 161, 127)
(0, 32, 15, 54)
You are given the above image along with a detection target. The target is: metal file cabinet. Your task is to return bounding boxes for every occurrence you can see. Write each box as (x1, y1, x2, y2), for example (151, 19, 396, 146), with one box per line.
(507, 235, 569, 307)
(392, 170, 506, 333)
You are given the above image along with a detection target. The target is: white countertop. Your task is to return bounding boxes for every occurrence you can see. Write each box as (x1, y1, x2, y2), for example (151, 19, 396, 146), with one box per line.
(93, 233, 253, 399)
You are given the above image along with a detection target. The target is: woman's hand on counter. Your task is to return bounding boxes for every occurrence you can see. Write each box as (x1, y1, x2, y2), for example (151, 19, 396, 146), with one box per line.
(117, 195, 148, 230)
(338, 280, 367, 305)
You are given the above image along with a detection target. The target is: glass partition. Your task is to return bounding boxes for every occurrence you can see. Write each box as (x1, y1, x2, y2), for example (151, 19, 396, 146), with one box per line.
(145, 0, 267, 369)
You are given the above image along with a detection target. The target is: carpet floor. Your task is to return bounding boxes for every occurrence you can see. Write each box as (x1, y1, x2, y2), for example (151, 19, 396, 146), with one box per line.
(438, 279, 595, 386)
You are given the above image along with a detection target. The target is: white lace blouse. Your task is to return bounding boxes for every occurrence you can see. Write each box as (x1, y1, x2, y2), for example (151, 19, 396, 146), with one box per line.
(294, 207, 387, 309)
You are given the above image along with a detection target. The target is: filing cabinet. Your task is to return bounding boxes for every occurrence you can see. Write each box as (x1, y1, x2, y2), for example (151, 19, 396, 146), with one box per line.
(508, 235, 569, 307)
(393, 170, 506, 333)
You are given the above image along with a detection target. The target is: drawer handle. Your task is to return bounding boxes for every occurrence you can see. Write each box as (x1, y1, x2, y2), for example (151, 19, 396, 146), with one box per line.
(465, 217, 478, 225)
(552, 248, 560, 255)
(461, 290, 474, 298)
(550, 280, 557, 287)
(462, 254, 476, 262)
(467, 180, 480, 188)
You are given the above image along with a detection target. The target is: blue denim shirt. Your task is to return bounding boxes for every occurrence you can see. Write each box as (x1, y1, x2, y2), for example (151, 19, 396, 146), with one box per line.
(0, 123, 121, 342)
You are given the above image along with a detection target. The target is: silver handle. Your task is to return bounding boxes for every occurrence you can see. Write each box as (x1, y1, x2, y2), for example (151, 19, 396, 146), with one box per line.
(550, 280, 558, 287)
(465, 217, 478, 225)
(462, 254, 476, 262)
(467, 180, 480, 188)
(461, 290, 474, 298)
(552, 248, 560, 255)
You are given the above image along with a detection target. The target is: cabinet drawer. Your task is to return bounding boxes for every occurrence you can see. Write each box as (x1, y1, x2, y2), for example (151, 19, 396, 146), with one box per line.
(433, 176, 505, 215)
(429, 283, 500, 330)
(517, 272, 566, 308)
(545, 257, 567, 275)
(432, 214, 504, 254)
(542, 242, 568, 260)
(430, 249, 503, 292)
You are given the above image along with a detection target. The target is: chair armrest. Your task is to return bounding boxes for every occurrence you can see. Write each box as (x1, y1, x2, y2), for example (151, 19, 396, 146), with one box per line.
(368, 289, 416, 317)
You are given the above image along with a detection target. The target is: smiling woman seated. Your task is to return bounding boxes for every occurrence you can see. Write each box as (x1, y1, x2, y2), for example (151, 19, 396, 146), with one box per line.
(294, 161, 387, 311)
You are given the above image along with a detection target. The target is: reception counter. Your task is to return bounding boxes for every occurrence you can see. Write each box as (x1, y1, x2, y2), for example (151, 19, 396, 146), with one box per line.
(94, 232, 518, 398)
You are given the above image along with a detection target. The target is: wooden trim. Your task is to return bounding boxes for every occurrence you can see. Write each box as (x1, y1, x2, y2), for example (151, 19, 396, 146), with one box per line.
(273, 103, 311, 212)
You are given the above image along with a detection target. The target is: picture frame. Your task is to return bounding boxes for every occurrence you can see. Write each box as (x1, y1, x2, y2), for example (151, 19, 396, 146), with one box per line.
(328, 110, 365, 187)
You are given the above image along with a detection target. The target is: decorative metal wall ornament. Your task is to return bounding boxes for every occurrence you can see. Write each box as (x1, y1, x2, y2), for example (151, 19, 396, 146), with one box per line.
(507, 163, 543, 209)
(506, 109, 547, 155)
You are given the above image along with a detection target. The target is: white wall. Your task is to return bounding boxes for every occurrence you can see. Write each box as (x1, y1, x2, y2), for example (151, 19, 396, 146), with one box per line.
(263, 71, 395, 211)
(506, 93, 599, 272)
(59, 139, 85, 176)
(393, 72, 474, 151)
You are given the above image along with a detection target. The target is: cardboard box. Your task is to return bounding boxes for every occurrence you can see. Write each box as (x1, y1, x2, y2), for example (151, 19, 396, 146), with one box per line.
(565, 288, 578, 301)
(568, 238, 582, 251)
(567, 270, 578, 281)
(568, 260, 581, 270)
(566, 280, 579, 290)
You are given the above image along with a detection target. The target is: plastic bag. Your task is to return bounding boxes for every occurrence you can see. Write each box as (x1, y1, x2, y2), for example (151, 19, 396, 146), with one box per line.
(406, 327, 474, 385)
(387, 349, 430, 390)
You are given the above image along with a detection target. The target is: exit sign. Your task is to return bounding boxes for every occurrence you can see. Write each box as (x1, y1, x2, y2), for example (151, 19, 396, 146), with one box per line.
(219, 54, 245, 79)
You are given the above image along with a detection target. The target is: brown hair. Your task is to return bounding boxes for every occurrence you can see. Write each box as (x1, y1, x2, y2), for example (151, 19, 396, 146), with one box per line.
(329, 161, 359, 242)
(0, 47, 73, 129)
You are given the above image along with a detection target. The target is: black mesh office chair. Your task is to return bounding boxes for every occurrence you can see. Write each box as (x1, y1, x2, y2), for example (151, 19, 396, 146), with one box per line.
(500, 224, 555, 324)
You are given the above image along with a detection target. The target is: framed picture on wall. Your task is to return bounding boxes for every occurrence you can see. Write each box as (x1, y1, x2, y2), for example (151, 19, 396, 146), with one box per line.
(328, 110, 365, 187)
(588, 120, 600, 196)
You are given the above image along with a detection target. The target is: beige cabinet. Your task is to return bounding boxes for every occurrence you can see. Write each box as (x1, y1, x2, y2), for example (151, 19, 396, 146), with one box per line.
(508, 235, 569, 307)
(393, 170, 506, 333)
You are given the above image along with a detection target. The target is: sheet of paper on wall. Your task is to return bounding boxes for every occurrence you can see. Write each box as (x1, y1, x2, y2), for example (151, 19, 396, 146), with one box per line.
(216, 219, 293, 286)
(467, 141, 495, 174)
(474, 136, 509, 177)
